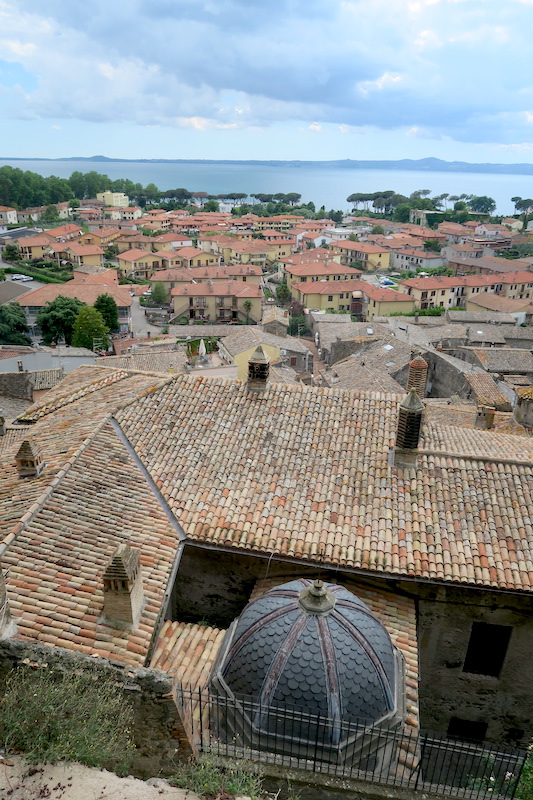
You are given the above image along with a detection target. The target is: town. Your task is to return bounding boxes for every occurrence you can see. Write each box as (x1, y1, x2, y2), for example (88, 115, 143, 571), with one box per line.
(1, 181, 533, 800)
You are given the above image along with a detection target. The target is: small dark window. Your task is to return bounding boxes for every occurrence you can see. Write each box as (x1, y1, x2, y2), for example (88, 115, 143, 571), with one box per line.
(447, 717, 488, 743)
(463, 622, 511, 677)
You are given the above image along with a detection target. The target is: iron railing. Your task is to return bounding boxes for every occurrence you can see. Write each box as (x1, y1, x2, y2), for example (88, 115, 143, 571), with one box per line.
(174, 685, 526, 800)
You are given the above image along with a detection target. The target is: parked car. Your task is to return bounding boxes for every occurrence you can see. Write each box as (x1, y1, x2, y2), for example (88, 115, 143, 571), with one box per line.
(11, 274, 33, 282)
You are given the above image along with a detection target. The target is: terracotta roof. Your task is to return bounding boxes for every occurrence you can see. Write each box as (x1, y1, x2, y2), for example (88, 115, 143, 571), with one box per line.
(19, 283, 133, 308)
(466, 373, 512, 411)
(293, 279, 367, 296)
(468, 347, 533, 374)
(395, 249, 442, 259)
(286, 262, 362, 277)
(221, 327, 312, 356)
(16, 235, 53, 248)
(173, 247, 207, 259)
(95, 351, 188, 374)
(323, 357, 405, 394)
(331, 241, 387, 254)
(152, 621, 226, 688)
(154, 265, 260, 281)
(171, 281, 262, 298)
(29, 368, 64, 391)
(113, 374, 533, 591)
(117, 249, 160, 263)
(64, 244, 104, 257)
(3, 420, 181, 666)
(70, 269, 119, 285)
(468, 293, 533, 313)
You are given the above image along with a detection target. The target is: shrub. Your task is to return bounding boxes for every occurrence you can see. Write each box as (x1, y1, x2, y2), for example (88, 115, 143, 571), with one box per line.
(170, 754, 263, 799)
(0, 665, 135, 770)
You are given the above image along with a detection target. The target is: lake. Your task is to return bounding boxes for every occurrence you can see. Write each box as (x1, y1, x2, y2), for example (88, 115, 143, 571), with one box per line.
(1, 159, 533, 216)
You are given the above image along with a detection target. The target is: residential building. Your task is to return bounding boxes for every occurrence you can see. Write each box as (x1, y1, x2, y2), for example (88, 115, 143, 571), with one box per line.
(397, 270, 533, 310)
(0, 206, 18, 224)
(466, 293, 533, 325)
(42, 223, 83, 242)
(446, 254, 532, 276)
(171, 280, 262, 323)
(217, 326, 313, 378)
(96, 191, 130, 207)
(15, 235, 54, 260)
(116, 249, 164, 280)
(160, 247, 219, 269)
(502, 218, 524, 232)
(79, 227, 123, 248)
(50, 243, 104, 269)
(151, 233, 193, 251)
(283, 261, 362, 297)
(150, 264, 262, 299)
(291, 279, 414, 318)
(390, 249, 444, 271)
(19, 283, 133, 334)
(330, 240, 391, 270)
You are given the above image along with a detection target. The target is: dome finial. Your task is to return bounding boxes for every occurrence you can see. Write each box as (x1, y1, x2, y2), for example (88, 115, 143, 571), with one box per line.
(299, 579, 336, 615)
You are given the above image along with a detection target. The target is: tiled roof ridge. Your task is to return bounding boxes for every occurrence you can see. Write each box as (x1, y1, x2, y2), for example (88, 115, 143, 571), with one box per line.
(419, 442, 532, 468)
(16, 369, 132, 422)
(91, 363, 177, 378)
(0, 416, 112, 558)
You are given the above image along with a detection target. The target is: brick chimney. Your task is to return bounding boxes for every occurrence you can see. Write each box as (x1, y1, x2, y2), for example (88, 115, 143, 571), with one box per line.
(15, 439, 45, 478)
(394, 388, 424, 468)
(0, 568, 13, 638)
(102, 543, 144, 627)
(407, 353, 428, 398)
(475, 405, 495, 430)
(247, 345, 270, 393)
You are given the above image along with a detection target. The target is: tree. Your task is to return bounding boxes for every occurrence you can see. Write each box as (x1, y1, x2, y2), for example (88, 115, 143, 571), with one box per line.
(94, 293, 119, 331)
(243, 299, 252, 324)
(276, 281, 291, 305)
(42, 204, 60, 223)
(3, 243, 21, 262)
(151, 281, 167, 305)
(0, 268, 5, 281)
(469, 195, 496, 214)
(424, 239, 442, 253)
(454, 201, 468, 211)
(0, 302, 31, 345)
(204, 199, 220, 212)
(72, 306, 109, 351)
(393, 203, 411, 223)
(371, 225, 385, 234)
(36, 296, 85, 345)
(348, 233, 358, 241)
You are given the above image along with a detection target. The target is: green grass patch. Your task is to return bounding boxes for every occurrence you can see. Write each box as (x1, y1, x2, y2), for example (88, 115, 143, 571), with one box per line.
(170, 754, 263, 798)
(0, 665, 135, 771)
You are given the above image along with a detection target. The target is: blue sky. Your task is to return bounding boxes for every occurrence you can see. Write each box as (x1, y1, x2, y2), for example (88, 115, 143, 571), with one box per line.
(1, 0, 533, 162)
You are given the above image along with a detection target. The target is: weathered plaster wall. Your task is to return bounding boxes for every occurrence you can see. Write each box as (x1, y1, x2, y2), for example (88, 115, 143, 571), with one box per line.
(403, 582, 533, 746)
(0, 638, 190, 777)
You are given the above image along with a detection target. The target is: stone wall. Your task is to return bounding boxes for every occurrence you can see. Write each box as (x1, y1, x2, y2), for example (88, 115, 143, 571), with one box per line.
(393, 351, 474, 399)
(0, 372, 33, 400)
(400, 581, 533, 747)
(0, 638, 191, 777)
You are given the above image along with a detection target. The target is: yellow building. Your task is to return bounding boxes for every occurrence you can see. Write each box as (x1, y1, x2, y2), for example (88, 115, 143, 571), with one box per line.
(151, 265, 262, 300)
(16, 235, 53, 260)
(116, 249, 165, 280)
(330, 240, 391, 271)
(96, 191, 129, 207)
(284, 262, 362, 299)
(292, 279, 414, 319)
(171, 280, 263, 323)
(218, 327, 313, 379)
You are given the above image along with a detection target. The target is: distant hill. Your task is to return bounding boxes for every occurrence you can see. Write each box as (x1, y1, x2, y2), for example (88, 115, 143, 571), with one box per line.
(3, 155, 533, 175)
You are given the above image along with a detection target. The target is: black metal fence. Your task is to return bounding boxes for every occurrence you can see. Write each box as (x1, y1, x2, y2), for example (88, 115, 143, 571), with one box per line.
(174, 685, 526, 800)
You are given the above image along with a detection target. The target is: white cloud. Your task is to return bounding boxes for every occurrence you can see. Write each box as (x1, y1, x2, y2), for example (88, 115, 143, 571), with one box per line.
(308, 122, 322, 132)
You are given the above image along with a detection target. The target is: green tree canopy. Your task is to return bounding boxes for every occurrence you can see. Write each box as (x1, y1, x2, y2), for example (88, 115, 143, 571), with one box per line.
(0, 302, 31, 345)
(72, 306, 109, 351)
(204, 199, 220, 212)
(150, 281, 168, 305)
(3, 243, 21, 262)
(36, 296, 85, 345)
(94, 293, 119, 331)
(469, 195, 496, 214)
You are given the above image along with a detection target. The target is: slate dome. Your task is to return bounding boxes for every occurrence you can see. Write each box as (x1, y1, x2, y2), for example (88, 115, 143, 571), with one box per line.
(209, 578, 404, 761)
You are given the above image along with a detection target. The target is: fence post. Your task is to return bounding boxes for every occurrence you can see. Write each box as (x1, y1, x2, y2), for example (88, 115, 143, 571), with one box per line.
(198, 687, 204, 751)
(414, 733, 426, 791)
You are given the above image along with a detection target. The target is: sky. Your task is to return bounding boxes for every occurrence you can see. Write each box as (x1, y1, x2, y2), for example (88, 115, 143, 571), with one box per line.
(1, 0, 533, 162)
